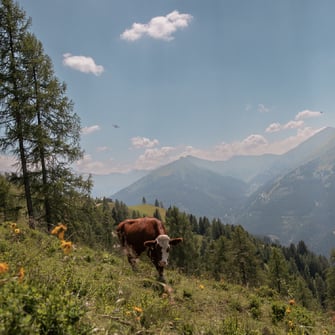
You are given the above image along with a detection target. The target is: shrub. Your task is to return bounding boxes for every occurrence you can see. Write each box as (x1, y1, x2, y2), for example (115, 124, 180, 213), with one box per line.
(271, 303, 286, 324)
(0, 281, 91, 334)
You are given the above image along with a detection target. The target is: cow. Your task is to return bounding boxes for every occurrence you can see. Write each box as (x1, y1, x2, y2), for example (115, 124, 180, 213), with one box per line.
(116, 217, 182, 281)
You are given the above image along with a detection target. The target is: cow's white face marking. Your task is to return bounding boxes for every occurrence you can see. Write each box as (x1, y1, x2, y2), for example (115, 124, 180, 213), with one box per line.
(156, 234, 170, 266)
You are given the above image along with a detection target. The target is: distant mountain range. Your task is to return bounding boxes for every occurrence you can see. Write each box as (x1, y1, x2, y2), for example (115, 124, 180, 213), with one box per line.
(109, 127, 335, 256)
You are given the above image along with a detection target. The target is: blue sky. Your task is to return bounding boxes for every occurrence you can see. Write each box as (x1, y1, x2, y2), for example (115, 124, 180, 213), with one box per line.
(2, 0, 335, 175)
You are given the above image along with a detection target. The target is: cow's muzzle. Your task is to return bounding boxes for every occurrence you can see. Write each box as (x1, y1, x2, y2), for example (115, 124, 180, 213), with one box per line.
(158, 260, 168, 267)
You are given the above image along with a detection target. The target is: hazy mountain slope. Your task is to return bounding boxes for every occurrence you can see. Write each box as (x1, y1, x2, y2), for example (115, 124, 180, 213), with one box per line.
(186, 154, 279, 182)
(238, 145, 335, 255)
(112, 157, 247, 218)
(111, 127, 335, 255)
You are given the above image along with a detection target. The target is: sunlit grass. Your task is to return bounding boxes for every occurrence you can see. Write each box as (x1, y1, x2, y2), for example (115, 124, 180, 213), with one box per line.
(0, 219, 333, 334)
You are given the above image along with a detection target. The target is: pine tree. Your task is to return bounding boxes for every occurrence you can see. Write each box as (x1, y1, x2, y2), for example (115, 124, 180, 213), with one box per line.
(153, 208, 162, 220)
(165, 206, 199, 274)
(227, 225, 260, 286)
(268, 247, 289, 295)
(326, 249, 335, 309)
(0, 0, 86, 229)
(0, 0, 35, 226)
(22, 32, 83, 228)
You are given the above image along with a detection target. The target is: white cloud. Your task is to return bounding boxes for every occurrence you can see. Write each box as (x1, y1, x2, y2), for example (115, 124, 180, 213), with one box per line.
(295, 109, 323, 120)
(0, 155, 17, 173)
(265, 109, 323, 133)
(76, 154, 106, 172)
(81, 125, 100, 135)
(63, 53, 104, 76)
(258, 104, 270, 113)
(74, 126, 324, 175)
(120, 10, 193, 41)
(283, 120, 304, 130)
(135, 146, 175, 169)
(131, 136, 159, 149)
(266, 122, 281, 133)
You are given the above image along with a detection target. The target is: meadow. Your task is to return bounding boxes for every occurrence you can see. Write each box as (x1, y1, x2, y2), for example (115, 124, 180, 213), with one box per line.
(0, 219, 334, 335)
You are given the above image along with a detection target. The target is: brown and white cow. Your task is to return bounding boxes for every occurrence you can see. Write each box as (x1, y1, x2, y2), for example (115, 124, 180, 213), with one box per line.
(116, 217, 182, 281)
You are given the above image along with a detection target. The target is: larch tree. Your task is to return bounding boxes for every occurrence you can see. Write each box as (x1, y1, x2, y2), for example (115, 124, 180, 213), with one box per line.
(22, 32, 83, 229)
(0, 0, 87, 229)
(0, 0, 35, 226)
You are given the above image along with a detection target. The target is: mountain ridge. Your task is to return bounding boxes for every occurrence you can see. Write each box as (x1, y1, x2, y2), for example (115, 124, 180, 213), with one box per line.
(111, 127, 335, 255)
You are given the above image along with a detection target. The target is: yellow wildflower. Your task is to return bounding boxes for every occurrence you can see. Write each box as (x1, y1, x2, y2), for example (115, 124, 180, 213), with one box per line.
(287, 320, 294, 329)
(10, 223, 17, 229)
(133, 306, 143, 313)
(51, 224, 67, 240)
(61, 240, 73, 254)
(0, 262, 9, 274)
(289, 299, 295, 305)
(199, 284, 205, 290)
(18, 267, 24, 282)
(14, 228, 21, 234)
(286, 307, 291, 314)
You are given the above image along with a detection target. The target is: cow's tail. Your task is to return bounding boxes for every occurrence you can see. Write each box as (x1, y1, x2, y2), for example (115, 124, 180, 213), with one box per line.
(116, 222, 126, 247)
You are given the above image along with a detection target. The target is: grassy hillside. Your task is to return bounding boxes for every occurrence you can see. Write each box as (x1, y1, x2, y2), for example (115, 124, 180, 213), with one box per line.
(0, 219, 333, 334)
(128, 203, 166, 219)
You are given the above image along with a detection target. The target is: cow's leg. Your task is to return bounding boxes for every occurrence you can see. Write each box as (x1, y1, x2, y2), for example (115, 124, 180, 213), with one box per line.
(156, 266, 165, 283)
(126, 246, 139, 271)
(127, 254, 138, 270)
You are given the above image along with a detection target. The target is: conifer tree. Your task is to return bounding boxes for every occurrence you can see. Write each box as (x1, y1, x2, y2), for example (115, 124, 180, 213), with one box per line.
(0, 0, 87, 229)
(0, 0, 35, 226)
(268, 247, 289, 295)
(22, 32, 83, 228)
(228, 225, 260, 285)
(326, 249, 335, 309)
(166, 206, 199, 274)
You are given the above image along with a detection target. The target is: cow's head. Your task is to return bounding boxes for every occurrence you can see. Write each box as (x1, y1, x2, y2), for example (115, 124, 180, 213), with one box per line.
(144, 234, 183, 268)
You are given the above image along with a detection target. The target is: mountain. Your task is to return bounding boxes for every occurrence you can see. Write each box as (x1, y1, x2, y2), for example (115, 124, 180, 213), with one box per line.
(112, 157, 247, 218)
(239, 143, 335, 255)
(111, 127, 335, 255)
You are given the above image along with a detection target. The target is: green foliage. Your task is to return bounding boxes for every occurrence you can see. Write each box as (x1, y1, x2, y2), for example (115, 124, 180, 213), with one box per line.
(0, 282, 90, 334)
(0, 220, 333, 334)
(271, 303, 286, 324)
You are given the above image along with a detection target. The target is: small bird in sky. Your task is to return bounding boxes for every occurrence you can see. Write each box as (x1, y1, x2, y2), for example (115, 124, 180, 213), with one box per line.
(112, 124, 120, 128)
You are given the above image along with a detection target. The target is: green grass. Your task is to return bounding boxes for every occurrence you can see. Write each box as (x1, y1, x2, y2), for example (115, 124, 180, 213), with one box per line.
(128, 203, 166, 219)
(0, 220, 333, 334)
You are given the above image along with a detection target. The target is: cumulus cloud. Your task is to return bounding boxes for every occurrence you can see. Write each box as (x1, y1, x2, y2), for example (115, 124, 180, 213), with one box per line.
(63, 53, 104, 76)
(265, 109, 323, 133)
(74, 125, 324, 175)
(76, 154, 106, 173)
(131, 136, 159, 149)
(266, 122, 282, 133)
(120, 10, 193, 41)
(283, 120, 304, 130)
(135, 146, 175, 169)
(81, 125, 100, 135)
(295, 109, 323, 120)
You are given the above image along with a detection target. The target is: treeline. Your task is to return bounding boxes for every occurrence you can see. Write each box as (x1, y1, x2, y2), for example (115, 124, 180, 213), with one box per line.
(164, 206, 332, 310)
(2, 171, 335, 311)
(67, 197, 335, 311)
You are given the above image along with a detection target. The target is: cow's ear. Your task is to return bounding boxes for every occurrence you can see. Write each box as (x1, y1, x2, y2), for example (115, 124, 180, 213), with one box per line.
(169, 237, 183, 245)
(144, 240, 156, 248)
